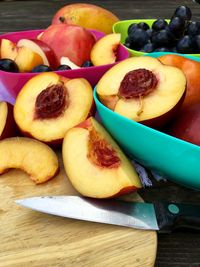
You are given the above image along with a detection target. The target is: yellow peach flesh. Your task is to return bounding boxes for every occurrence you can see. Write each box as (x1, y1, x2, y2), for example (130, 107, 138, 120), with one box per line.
(14, 73, 93, 142)
(96, 56, 186, 122)
(0, 102, 7, 136)
(0, 137, 59, 184)
(62, 117, 141, 198)
(90, 33, 121, 66)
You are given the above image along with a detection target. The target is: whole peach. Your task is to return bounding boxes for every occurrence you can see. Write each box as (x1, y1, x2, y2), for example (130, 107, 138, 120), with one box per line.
(170, 102, 200, 146)
(40, 24, 96, 66)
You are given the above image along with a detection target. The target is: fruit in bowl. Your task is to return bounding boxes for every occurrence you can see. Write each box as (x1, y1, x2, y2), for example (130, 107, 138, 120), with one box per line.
(96, 56, 186, 128)
(113, 5, 200, 57)
(0, 28, 129, 98)
(93, 87, 200, 191)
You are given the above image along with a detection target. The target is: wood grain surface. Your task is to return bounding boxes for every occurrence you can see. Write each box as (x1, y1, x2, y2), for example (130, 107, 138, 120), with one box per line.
(0, 1, 200, 266)
(0, 152, 157, 267)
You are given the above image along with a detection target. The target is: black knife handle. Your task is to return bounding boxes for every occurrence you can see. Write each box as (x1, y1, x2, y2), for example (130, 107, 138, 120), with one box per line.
(153, 202, 200, 233)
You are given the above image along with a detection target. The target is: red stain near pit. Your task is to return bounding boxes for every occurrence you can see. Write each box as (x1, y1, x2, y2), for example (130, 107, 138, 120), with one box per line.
(88, 128, 121, 169)
(118, 68, 158, 99)
(34, 83, 68, 119)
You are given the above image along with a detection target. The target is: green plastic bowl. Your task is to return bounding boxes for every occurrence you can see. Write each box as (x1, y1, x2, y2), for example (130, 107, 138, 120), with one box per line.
(94, 53, 200, 191)
(112, 19, 200, 58)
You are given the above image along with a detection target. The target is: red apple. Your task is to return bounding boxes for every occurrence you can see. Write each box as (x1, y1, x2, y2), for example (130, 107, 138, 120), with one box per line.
(40, 24, 96, 66)
(17, 39, 59, 69)
(170, 102, 200, 146)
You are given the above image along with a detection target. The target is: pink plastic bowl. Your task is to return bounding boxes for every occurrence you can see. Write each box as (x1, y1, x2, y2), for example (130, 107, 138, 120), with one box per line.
(0, 29, 129, 102)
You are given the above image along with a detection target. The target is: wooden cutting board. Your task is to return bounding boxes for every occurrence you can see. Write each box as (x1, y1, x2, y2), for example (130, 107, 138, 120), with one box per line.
(0, 151, 157, 267)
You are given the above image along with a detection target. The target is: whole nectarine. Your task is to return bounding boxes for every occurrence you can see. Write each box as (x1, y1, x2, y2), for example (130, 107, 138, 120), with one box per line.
(170, 102, 200, 146)
(40, 24, 96, 66)
(159, 54, 200, 110)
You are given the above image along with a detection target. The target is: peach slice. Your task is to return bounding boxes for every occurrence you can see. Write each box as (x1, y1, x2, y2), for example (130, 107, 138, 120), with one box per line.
(0, 39, 18, 60)
(0, 39, 44, 72)
(62, 117, 142, 198)
(17, 38, 59, 69)
(96, 56, 186, 127)
(90, 33, 121, 66)
(0, 137, 59, 184)
(14, 72, 94, 144)
(0, 101, 16, 140)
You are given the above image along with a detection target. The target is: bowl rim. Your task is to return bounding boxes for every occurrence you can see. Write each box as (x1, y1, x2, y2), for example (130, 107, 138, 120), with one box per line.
(112, 18, 200, 57)
(93, 87, 200, 152)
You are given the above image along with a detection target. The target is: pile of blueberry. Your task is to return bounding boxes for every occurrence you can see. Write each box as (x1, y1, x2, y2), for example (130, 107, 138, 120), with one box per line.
(0, 59, 93, 73)
(125, 6, 200, 54)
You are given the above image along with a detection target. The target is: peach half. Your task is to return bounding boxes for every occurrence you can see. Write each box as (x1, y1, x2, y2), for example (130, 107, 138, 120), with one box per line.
(0, 38, 44, 72)
(96, 56, 186, 128)
(62, 117, 142, 198)
(0, 137, 59, 184)
(14, 72, 94, 144)
(90, 33, 121, 66)
(0, 101, 16, 140)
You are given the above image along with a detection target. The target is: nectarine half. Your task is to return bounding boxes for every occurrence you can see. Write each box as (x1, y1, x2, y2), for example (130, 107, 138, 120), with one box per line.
(14, 72, 94, 144)
(96, 56, 186, 127)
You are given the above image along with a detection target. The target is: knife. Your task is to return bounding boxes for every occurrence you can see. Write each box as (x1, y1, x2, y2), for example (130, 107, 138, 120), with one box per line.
(15, 196, 200, 233)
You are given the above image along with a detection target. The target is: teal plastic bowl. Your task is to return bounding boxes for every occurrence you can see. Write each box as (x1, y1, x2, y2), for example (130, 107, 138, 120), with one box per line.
(113, 19, 200, 58)
(94, 53, 200, 191)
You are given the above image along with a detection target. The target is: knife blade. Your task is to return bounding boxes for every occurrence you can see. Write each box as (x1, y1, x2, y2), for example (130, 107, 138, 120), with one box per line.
(15, 196, 200, 233)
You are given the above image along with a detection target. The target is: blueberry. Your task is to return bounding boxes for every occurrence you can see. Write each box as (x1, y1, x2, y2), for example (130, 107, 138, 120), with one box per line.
(173, 5, 192, 21)
(127, 23, 139, 35)
(186, 21, 200, 36)
(32, 64, 52, 73)
(152, 19, 168, 31)
(194, 35, 200, 52)
(171, 47, 178, 53)
(128, 28, 150, 50)
(57, 65, 72, 70)
(151, 29, 176, 48)
(176, 35, 195, 53)
(0, 59, 19, 72)
(137, 22, 150, 31)
(140, 43, 155, 53)
(81, 61, 93, 67)
(154, 47, 171, 52)
(146, 29, 154, 39)
(168, 16, 185, 38)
